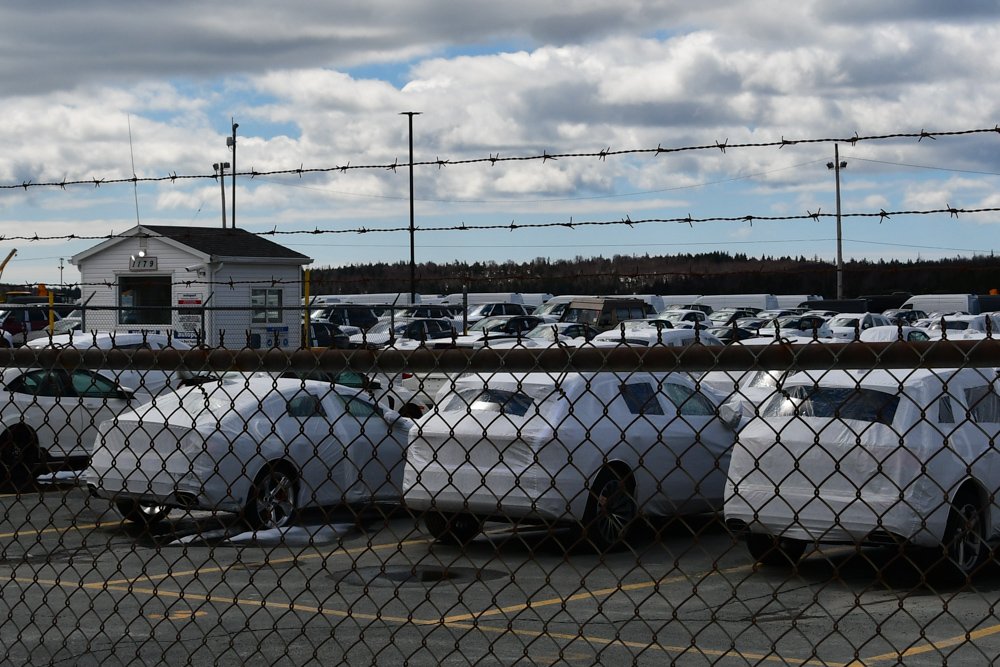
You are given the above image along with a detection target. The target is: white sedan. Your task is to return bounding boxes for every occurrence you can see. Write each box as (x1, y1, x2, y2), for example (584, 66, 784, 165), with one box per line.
(725, 368, 1000, 579)
(403, 371, 742, 551)
(88, 377, 413, 528)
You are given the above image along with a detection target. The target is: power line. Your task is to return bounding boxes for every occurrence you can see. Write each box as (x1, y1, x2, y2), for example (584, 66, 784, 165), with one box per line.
(846, 156, 1000, 177)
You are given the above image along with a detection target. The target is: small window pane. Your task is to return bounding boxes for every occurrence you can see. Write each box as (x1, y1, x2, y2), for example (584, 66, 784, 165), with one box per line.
(938, 395, 955, 424)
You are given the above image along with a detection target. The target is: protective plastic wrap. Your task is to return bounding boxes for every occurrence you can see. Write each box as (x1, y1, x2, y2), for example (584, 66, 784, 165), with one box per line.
(725, 368, 1000, 548)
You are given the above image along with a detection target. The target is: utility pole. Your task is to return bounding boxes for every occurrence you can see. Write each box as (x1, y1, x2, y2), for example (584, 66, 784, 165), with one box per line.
(227, 120, 238, 229)
(213, 162, 230, 228)
(400, 112, 421, 304)
(828, 145, 847, 299)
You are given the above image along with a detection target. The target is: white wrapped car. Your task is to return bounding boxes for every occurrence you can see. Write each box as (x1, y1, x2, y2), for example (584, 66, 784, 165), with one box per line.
(88, 377, 413, 528)
(725, 368, 1000, 578)
(404, 371, 742, 550)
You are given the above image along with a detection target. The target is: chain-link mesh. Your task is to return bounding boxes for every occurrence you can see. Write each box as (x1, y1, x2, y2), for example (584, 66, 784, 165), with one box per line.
(2, 333, 1000, 665)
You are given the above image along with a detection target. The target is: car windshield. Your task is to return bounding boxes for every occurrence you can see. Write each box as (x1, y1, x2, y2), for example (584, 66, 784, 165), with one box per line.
(657, 311, 690, 323)
(470, 317, 508, 332)
(829, 316, 860, 328)
(534, 302, 567, 317)
(526, 325, 560, 339)
(365, 321, 407, 336)
(440, 387, 535, 416)
(762, 385, 900, 425)
(709, 312, 734, 323)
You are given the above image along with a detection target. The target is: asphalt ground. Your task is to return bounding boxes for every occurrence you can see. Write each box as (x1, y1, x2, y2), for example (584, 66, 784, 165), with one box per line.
(3, 478, 1000, 666)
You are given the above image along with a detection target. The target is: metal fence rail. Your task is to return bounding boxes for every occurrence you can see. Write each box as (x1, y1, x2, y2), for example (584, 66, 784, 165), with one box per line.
(1, 338, 999, 665)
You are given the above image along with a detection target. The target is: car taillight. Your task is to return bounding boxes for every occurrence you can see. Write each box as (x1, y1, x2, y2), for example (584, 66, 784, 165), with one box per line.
(402, 373, 412, 380)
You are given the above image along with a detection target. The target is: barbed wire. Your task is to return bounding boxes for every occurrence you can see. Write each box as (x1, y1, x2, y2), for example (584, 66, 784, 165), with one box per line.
(1, 126, 997, 193)
(0, 204, 994, 244)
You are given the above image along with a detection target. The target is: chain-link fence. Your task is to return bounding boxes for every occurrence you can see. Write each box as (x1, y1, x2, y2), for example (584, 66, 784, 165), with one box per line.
(2, 333, 1000, 665)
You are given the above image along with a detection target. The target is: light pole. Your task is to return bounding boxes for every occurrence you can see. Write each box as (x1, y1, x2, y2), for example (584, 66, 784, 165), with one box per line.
(827, 145, 847, 299)
(400, 112, 421, 304)
(227, 120, 238, 229)
(213, 162, 230, 228)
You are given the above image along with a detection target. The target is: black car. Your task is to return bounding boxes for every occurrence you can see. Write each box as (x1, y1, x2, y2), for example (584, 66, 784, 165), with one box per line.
(308, 322, 351, 348)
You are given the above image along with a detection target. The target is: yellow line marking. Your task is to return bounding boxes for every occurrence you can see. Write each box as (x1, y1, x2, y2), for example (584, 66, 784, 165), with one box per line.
(12, 575, 847, 666)
(0, 522, 101, 539)
(99, 537, 432, 587)
(850, 622, 1000, 664)
(443, 545, 857, 624)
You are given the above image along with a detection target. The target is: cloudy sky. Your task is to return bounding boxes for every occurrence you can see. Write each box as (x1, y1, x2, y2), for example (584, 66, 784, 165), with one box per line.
(0, 1, 998, 289)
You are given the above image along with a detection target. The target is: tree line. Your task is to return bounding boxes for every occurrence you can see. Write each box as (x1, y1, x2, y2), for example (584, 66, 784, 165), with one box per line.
(307, 252, 1000, 299)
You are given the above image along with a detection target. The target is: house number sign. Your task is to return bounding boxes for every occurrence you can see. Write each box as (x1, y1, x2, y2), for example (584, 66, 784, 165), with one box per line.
(129, 256, 158, 271)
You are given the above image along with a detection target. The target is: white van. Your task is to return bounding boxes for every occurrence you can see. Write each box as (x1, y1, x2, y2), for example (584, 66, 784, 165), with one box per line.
(434, 292, 525, 306)
(901, 294, 980, 315)
(611, 294, 666, 313)
(694, 294, 779, 312)
(775, 295, 823, 309)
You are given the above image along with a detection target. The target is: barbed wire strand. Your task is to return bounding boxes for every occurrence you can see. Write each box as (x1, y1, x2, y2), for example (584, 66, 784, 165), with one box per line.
(0, 204, 992, 243)
(2, 126, 997, 192)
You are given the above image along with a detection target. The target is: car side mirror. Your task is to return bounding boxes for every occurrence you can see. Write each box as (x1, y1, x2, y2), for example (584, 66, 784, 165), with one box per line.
(117, 386, 136, 402)
(719, 401, 744, 430)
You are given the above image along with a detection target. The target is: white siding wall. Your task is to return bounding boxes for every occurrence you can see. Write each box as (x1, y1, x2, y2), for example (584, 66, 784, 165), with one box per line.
(77, 237, 304, 347)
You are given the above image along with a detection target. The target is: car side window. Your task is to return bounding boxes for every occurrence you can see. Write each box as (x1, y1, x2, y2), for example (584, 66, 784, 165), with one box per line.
(938, 395, 955, 424)
(620, 383, 665, 416)
(70, 371, 121, 399)
(966, 385, 1000, 423)
(662, 383, 715, 416)
(334, 393, 382, 420)
(9, 370, 67, 397)
(287, 393, 327, 419)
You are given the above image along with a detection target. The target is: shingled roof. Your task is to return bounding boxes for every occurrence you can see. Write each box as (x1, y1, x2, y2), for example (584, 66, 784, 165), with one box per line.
(143, 225, 310, 260)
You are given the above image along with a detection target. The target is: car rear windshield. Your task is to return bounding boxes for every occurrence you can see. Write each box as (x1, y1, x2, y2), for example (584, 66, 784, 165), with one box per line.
(762, 385, 900, 425)
(440, 387, 535, 416)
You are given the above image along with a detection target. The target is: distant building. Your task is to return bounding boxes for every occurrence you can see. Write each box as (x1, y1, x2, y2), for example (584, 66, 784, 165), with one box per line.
(71, 225, 312, 347)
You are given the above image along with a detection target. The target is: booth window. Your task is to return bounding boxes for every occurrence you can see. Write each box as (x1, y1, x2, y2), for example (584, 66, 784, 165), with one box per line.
(119, 276, 171, 325)
(252, 288, 283, 324)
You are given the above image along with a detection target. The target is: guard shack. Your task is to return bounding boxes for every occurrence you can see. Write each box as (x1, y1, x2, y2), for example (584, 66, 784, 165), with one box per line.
(71, 225, 312, 347)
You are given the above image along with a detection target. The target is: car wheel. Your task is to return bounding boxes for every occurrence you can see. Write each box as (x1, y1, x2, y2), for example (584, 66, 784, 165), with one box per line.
(0, 433, 37, 491)
(424, 511, 481, 546)
(746, 532, 807, 567)
(583, 467, 637, 552)
(245, 465, 297, 530)
(116, 500, 169, 526)
(936, 489, 986, 581)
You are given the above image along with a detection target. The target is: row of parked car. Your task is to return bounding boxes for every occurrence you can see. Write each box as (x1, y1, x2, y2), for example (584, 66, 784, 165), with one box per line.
(4, 314, 995, 582)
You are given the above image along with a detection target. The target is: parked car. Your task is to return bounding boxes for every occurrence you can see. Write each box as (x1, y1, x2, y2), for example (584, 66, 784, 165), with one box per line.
(307, 322, 351, 348)
(859, 326, 932, 343)
(308, 304, 380, 331)
(883, 309, 928, 326)
(708, 309, 758, 327)
(0, 304, 64, 346)
(756, 314, 833, 339)
(88, 377, 414, 528)
(26, 332, 195, 395)
(592, 325, 724, 347)
(559, 298, 650, 332)
(278, 369, 430, 419)
(466, 302, 529, 325)
(403, 371, 743, 551)
(826, 313, 893, 340)
(0, 367, 150, 486)
(724, 367, 1000, 579)
(706, 326, 758, 344)
(655, 309, 710, 329)
(450, 315, 544, 347)
(348, 318, 455, 349)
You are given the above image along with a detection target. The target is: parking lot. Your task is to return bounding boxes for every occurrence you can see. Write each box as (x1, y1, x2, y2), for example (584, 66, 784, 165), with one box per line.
(4, 476, 1000, 666)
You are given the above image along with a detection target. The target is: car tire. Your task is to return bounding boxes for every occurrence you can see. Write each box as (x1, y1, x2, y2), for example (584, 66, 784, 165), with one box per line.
(116, 500, 170, 526)
(0, 433, 37, 491)
(747, 532, 807, 567)
(245, 465, 297, 530)
(582, 467, 637, 552)
(424, 511, 481, 546)
(935, 489, 986, 582)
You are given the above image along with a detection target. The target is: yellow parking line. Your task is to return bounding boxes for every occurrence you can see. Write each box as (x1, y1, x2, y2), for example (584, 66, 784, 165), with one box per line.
(0, 522, 102, 539)
(12, 575, 847, 666)
(851, 622, 1000, 664)
(100, 536, 433, 587)
(444, 564, 754, 623)
(443, 545, 856, 624)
